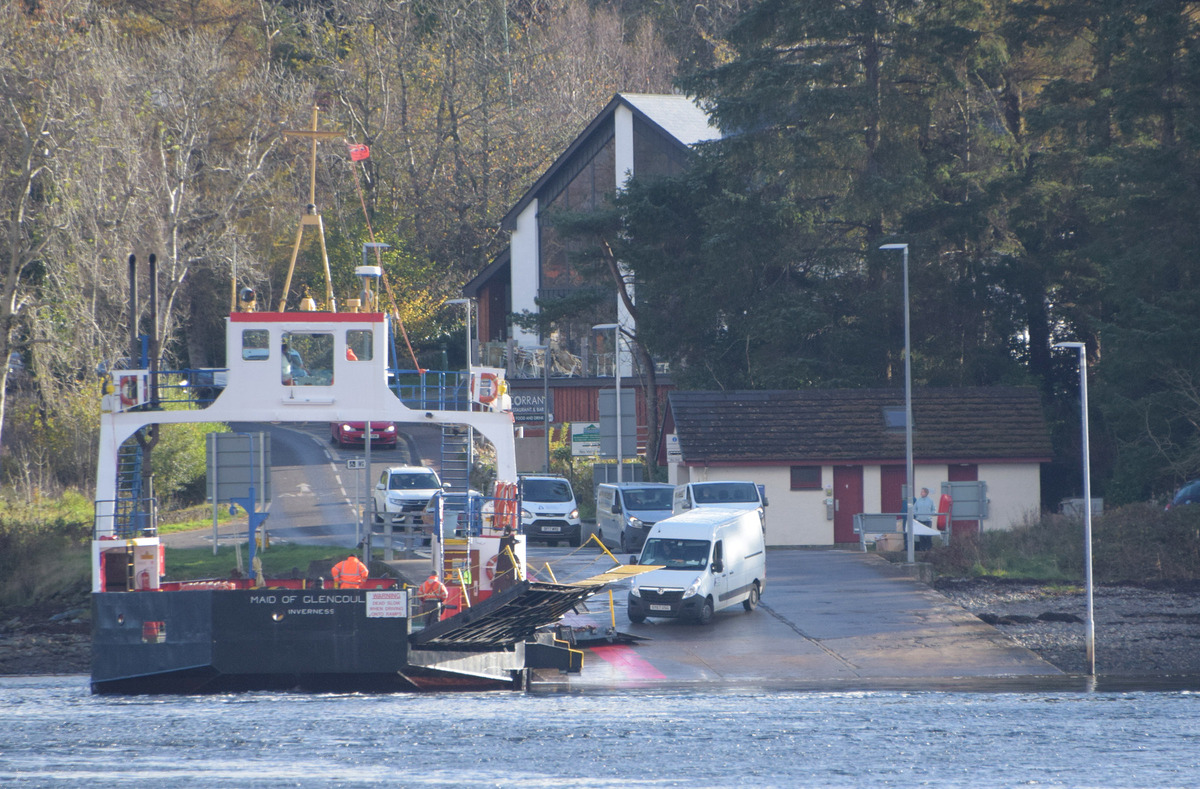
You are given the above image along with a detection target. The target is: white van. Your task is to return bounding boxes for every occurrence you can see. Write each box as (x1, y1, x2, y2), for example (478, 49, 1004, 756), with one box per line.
(596, 482, 675, 553)
(519, 475, 582, 546)
(673, 480, 767, 533)
(627, 508, 766, 625)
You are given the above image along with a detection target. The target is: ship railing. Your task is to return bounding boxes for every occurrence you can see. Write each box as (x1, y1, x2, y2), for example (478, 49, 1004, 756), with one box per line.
(94, 497, 158, 540)
(388, 369, 471, 411)
(425, 490, 523, 540)
(108, 364, 475, 413)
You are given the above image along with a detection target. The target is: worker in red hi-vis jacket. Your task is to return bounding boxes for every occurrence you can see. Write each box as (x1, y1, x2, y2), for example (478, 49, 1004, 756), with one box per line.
(331, 554, 369, 589)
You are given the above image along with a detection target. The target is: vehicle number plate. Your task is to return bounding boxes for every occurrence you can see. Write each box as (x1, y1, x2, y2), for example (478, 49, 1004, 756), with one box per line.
(650, 604, 671, 612)
(543, 526, 561, 533)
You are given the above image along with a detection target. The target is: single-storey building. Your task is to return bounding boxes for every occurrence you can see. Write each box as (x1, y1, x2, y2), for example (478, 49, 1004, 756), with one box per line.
(660, 387, 1054, 547)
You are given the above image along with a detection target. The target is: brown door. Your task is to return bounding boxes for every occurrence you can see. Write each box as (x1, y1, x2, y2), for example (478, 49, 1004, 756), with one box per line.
(880, 464, 906, 515)
(833, 465, 863, 544)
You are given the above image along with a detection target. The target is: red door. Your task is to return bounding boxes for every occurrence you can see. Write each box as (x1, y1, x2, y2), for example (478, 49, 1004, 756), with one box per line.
(833, 465, 863, 544)
(880, 465, 906, 515)
(948, 464, 979, 536)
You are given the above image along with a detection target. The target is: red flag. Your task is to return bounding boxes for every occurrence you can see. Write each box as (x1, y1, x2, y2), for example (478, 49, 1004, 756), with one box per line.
(347, 143, 370, 161)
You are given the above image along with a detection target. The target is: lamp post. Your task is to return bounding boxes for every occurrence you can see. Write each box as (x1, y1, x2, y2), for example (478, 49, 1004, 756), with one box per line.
(592, 323, 621, 482)
(1054, 340, 1095, 676)
(529, 345, 552, 472)
(359, 243, 389, 558)
(444, 298, 474, 371)
(880, 243, 915, 564)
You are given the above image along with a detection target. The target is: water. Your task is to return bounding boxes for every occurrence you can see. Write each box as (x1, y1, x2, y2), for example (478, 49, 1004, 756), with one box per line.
(4, 676, 1199, 788)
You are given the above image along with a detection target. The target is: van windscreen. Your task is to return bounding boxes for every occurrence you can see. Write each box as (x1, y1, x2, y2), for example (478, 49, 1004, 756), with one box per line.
(692, 482, 758, 504)
(522, 479, 573, 502)
(640, 538, 710, 570)
(624, 488, 673, 510)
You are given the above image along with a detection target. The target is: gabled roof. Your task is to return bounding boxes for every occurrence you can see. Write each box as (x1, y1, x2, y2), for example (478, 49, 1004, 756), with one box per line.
(667, 387, 1053, 465)
(500, 93, 719, 231)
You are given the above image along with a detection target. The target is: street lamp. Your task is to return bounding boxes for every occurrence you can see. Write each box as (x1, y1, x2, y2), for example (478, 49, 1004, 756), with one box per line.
(592, 323, 622, 483)
(444, 298, 474, 371)
(529, 345, 551, 472)
(359, 243, 389, 559)
(880, 243, 915, 564)
(1054, 340, 1096, 676)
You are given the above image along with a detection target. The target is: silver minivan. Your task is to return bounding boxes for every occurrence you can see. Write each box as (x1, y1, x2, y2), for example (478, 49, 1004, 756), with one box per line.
(596, 482, 675, 552)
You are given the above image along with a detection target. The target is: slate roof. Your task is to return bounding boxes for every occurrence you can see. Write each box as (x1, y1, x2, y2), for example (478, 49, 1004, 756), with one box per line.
(621, 93, 721, 146)
(667, 388, 1053, 465)
(500, 93, 719, 231)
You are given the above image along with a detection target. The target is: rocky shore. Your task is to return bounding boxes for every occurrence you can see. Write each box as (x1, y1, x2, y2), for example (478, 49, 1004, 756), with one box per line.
(934, 577, 1200, 676)
(3, 579, 1199, 678)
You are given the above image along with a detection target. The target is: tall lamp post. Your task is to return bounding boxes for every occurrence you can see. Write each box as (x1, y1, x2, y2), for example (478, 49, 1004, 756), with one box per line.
(592, 323, 621, 483)
(359, 243, 389, 558)
(880, 243, 915, 564)
(529, 345, 551, 472)
(444, 298, 474, 372)
(1054, 340, 1096, 676)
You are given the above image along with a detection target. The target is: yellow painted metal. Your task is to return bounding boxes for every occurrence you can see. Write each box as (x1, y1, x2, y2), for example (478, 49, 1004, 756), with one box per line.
(568, 564, 665, 589)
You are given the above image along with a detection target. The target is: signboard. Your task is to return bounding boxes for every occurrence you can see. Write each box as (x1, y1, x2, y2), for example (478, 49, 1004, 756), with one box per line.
(597, 388, 638, 459)
(571, 422, 601, 456)
(346, 458, 366, 470)
(511, 391, 553, 424)
(366, 590, 407, 618)
(206, 432, 271, 507)
(666, 433, 681, 463)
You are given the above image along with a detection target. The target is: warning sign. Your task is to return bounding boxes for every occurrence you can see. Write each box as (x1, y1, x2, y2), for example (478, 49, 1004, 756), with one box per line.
(366, 590, 407, 618)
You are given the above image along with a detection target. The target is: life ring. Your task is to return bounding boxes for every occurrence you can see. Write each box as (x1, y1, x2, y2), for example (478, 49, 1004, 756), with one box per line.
(474, 372, 499, 404)
(119, 376, 138, 407)
(484, 553, 498, 581)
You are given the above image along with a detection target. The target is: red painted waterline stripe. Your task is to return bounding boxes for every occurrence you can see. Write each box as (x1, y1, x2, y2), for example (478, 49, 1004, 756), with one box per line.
(588, 645, 666, 680)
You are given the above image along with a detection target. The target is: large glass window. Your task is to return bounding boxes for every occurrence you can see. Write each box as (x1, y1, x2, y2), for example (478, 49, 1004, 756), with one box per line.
(281, 331, 333, 386)
(540, 136, 616, 291)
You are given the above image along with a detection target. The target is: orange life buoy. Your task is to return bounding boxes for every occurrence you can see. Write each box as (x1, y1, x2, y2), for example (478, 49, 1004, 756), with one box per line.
(484, 553, 498, 581)
(119, 376, 138, 407)
(474, 372, 499, 404)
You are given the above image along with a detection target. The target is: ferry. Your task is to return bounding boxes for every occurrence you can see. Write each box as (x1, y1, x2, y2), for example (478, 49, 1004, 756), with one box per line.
(89, 256, 605, 693)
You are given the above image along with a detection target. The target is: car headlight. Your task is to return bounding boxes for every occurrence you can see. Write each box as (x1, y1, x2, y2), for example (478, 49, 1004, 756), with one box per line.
(341, 423, 353, 431)
(520, 508, 532, 520)
(682, 577, 702, 599)
(629, 585, 641, 598)
(383, 424, 396, 433)
(627, 516, 642, 529)
(569, 508, 579, 520)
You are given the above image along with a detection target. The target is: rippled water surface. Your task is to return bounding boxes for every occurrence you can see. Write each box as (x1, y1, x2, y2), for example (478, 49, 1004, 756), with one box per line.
(4, 676, 1199, 788)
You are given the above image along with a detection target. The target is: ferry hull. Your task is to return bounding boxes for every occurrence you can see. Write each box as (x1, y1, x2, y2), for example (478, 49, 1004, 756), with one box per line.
(91, 589, 521, 694)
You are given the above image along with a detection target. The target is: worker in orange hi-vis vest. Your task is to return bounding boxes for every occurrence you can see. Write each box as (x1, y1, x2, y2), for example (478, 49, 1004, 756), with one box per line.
(418, 573, 449, 620)
(331, 554, 369, 589)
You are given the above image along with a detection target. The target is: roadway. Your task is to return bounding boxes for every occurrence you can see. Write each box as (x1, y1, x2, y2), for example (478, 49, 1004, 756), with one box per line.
(166, 423, 1069, 690)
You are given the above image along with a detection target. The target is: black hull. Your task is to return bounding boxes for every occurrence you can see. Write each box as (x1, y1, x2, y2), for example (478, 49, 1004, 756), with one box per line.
(91, 589, 521, 694)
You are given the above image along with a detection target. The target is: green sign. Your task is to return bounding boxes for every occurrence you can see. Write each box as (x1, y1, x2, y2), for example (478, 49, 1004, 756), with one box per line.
(571, 422, 601, 456)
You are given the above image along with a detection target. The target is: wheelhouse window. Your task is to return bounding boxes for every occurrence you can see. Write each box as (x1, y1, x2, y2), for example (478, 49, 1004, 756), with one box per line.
(347, 329, 372, 361)
(242, 329, 269, 361)
(281, 331, 333, 386)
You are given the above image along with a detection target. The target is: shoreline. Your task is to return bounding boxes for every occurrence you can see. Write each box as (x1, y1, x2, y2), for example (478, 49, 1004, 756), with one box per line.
(5, 578, 1200, 680)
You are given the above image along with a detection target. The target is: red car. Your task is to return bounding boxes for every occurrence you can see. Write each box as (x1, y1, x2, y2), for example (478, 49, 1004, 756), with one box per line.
(330, 421, 398, 448)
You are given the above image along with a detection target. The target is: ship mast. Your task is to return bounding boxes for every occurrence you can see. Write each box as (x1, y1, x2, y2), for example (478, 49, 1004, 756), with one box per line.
(278, 104, 343, 312)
